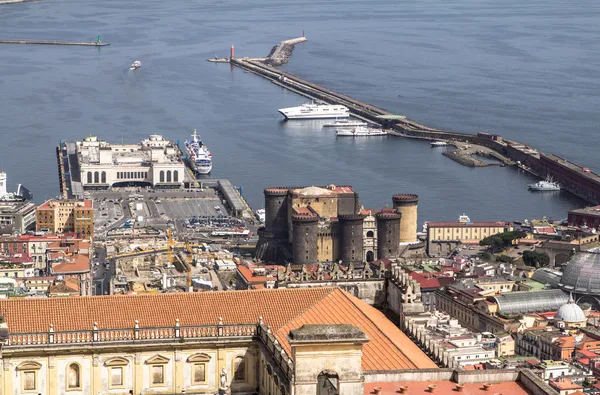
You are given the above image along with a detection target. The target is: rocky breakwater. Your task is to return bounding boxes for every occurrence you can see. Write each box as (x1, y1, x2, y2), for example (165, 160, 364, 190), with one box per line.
(442, 142, 514, 168)
(264, 37, 307, 67)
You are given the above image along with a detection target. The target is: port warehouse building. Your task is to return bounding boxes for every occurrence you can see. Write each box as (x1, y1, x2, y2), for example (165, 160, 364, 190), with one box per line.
(74, 135, 185, 189)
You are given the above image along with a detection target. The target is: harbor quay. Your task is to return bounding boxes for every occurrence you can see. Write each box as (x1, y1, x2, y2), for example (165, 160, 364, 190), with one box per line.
(221, 37, 600, 206)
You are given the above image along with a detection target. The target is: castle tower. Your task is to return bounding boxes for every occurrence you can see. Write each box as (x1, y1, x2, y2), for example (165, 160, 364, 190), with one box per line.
(376, 211, 402, 259)
(292, 214, 319, 264)
(263, 188, 289, 236)
(338, 213, 365, 265)
(392, 194, 419, 244)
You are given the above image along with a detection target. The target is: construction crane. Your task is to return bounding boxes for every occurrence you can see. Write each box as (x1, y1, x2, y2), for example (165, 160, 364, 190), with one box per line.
(166, 228, 175, 265)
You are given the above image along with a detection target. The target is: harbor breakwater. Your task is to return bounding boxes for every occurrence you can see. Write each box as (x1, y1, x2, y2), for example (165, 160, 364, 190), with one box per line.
(224, 37, 600, 206)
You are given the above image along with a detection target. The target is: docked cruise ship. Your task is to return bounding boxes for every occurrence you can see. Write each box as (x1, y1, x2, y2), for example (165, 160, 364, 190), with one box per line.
(184, 130, 212, 175)
(278, 102, 349, 120)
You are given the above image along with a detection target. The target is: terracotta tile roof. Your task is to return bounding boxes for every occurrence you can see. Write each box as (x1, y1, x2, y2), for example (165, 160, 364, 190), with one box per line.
(0, 287, 333, 334)
(51, 253, 90, 273)
(275, 288, 436, 371)
(0, 287, 434, 371)
(365, 381, 532, 395)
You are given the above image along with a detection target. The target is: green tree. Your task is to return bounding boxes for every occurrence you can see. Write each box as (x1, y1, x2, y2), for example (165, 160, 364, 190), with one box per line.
(522, 250, 550, 268)
(480, 230, 525, 250)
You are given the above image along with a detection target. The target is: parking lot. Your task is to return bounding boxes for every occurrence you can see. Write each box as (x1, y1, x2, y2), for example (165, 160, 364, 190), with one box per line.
(157, 198, 225, 219)
(93, 198, 126, 236)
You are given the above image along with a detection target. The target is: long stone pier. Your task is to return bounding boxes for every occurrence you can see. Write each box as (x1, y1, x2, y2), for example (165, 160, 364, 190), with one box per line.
(225, 38, 600, 206)
(0, 40, 109, 46)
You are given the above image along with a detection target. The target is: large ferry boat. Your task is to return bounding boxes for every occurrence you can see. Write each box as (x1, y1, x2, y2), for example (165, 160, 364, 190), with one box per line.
(528, 176, 560, 191)
(336, 126, 387, 137)
(278, 102, 349, 120)
(184, 130, 212, 175)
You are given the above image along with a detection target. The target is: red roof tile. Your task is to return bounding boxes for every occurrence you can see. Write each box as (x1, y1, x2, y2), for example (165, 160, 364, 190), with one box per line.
(0, 287, 434, 371)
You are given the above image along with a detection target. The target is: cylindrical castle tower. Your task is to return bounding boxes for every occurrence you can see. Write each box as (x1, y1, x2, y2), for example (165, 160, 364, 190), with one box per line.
(392, 194, 419, 244)
(376, 211, 402, 259)
(338, 214, 365, 265)
(292, 214, 319, 264)
(264, 188, 289, 237)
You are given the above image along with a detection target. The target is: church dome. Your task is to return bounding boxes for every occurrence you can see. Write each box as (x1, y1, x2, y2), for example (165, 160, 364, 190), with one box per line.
(559, 252, 600, 295)
(555, 298, 586, 323)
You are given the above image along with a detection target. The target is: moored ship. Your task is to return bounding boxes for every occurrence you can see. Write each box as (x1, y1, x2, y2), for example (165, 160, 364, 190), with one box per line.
(278, 101, 349, 120)
(323, 119, 367, 128)
(184, 129, 212, 175)
(528, 176, 560, 191)
(335, 126, 387, 137)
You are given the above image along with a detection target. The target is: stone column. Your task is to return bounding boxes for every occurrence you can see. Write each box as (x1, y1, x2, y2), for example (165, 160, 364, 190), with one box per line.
(134, 352, 142, 394)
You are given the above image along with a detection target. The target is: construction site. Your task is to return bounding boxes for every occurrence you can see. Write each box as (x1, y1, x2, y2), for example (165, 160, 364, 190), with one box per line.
(108, 229, 240, 294)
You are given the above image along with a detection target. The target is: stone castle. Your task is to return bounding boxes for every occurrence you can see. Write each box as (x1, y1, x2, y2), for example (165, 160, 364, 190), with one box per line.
(256, 185, 419, 265)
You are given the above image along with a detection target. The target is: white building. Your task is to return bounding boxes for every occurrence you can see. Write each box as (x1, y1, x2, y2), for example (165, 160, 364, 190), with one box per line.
(0, 202, 36, 234)
(77, 135, 186, 189)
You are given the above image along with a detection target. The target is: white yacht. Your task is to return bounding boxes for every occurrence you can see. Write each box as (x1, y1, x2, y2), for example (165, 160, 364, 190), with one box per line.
(336, 126, 387, 137)
(278, 102, 349, 120)
(184, 129, 212, 175)
(459, 213, 471, 223)
(528, 176, 560, 191)
(323, 119, 367, 128)
(129, 60, 142, 70)
(430, 141, 449, 147)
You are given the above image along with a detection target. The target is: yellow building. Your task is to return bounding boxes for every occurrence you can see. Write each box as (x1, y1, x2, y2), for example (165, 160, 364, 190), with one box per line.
(0, 287, 436, 395)
(427, 221, 513, 256)
(36, 199, 94, 237)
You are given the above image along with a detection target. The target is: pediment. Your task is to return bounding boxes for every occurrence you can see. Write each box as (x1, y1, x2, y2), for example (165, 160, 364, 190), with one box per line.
(187, 353, 211, 363)
(146, 354, 170, 364)
(16, 361, 42, 371)
(104, 357, 129, 367)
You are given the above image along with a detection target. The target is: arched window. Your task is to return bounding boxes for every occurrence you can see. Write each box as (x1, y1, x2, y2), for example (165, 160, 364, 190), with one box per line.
(317, 371, 339, 395)
(366, 251, 374, 262)
(166, 170, 172, 183)
(160, 171, 165, 183)
(173, 170, 178, 182)
(94, 172, 99, 183)
(67, 363, 81, 389)
(366, 230, 374, 238)
(87, 172, 92, 184)
(101, 171, 106, 184)
(233, 356, 245, 382)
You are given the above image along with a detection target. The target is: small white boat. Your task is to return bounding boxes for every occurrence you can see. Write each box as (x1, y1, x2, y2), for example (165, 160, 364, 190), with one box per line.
(459, 213, 471, 223)
(323, 119, 368, 128)
(431, 141, 449, 147)
(129, 60, 142, 70)
(255, 209, 266, 223)
(336, 126, 387, 137)
(528, 176, 560, 191)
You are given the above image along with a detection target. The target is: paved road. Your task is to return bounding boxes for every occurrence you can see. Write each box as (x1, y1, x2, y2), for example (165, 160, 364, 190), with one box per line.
(93, 246, 114, 295)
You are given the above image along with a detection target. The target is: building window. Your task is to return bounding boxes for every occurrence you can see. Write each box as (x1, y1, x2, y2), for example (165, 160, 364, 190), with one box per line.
(160, 171, 165, 183)
(233, 356, 246, 382)
(94, 171, 99, 183)
(166, 170, 172, 182)
(173, 170, 179, 182)
(87, 172, 92, 183)
(146, 354, 169, 387)
(105, 357, 128, 389)
(23, 371, 36, 391)
(67, 363, 81, 390)
(188, 353, 211, 385)
(193, 363, 206, 384)
(101, 171, 106, 183)
(152, 365, 164, 385)
(17, 361, 42, 393)
(366, 230, 374, 238)
(111, 367, 123, 387)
